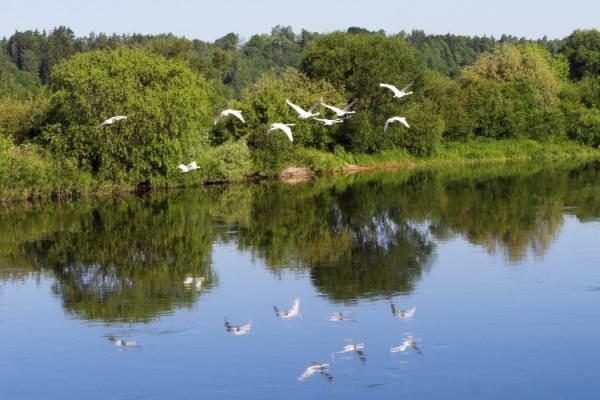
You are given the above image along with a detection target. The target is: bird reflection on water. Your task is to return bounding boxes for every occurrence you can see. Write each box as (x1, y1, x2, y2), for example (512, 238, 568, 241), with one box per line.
(298, 362, 333, 383)
(328, 311, 354, 322)
(107, 336, 140, 350)
(273, 298, 301, 319)
(390, 335, 422, 355)
(390, 304, 416, 319)
(333, 343, 367, 363)
(224, 319, 253, 336)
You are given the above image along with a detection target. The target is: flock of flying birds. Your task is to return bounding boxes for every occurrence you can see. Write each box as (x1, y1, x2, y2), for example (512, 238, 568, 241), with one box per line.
(99, 83, 416, 380)
(94, 81, 414, 174)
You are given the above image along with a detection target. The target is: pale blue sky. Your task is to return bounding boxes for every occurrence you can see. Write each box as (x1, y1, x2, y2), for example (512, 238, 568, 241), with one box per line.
(1, 0, 597, 41)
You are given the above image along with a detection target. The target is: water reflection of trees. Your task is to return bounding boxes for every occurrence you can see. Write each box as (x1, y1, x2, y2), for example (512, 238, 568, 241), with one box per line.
(230, 181, 436, 302)
(2, 161, 600, 317)
(0, 194, 217, 323)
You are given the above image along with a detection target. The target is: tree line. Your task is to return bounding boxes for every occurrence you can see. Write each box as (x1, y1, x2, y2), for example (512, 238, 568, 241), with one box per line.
(0, 26, 599, 196)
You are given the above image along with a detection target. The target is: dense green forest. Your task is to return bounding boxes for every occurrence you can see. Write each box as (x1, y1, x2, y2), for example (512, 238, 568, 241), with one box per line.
(1, 26, 599, 200)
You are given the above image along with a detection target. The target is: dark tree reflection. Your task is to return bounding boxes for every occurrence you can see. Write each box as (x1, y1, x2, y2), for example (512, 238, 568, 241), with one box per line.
(2, 161, 600, 318)
(2, 193, 218, 323)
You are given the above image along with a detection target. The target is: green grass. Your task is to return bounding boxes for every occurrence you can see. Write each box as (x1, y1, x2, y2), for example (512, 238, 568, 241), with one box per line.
(291, 138, 600, 173)
(1, 138, 598, 203)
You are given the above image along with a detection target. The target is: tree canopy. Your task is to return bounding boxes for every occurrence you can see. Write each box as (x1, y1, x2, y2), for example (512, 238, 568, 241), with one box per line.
(41, 48, 214, 183)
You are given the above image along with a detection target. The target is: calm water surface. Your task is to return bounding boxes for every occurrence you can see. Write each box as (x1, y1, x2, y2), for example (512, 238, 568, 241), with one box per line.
(2, 162, 600, 399)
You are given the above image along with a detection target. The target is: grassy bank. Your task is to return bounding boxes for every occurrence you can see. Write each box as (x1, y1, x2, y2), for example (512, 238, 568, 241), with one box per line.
(294, 138, 600, 173)
(1, 138, 598, 203)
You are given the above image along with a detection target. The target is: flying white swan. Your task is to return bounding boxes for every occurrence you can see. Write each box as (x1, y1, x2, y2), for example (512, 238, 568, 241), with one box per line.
(384, 116, 410, 131)
(267, 123, 295, 142)
(214, 109, 245, 125)
(314, 118, 344, 126)
(380, 82, 413, 99)
(183, 276, 204, 291)
(321, 98, 358, 117)
(224, 319, 252, 336)
(390, 304, 416, 319)
(298, 363, 333, 382)
(177, 161, 199, 173)
(96, 115, 127, 128)
(274, 298, 301, 319)
(390, 335, 422, 354)
(286, 99, 321, 119)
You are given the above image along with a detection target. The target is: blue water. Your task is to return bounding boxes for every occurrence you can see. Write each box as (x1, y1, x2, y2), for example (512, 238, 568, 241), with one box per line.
(1, 163, 600, 399)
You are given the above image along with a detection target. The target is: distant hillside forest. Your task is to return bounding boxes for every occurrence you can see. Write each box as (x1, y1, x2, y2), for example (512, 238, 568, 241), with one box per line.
(1, 26, 599, 199)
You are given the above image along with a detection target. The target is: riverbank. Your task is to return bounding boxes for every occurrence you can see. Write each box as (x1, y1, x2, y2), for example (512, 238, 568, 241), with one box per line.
(1, 138, 598, 203)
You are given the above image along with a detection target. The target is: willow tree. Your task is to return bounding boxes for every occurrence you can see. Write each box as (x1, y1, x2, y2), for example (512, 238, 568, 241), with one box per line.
(41, 48, 214, 184)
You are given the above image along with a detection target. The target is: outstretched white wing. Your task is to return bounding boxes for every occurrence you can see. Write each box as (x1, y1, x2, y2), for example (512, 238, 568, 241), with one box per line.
(380, 83, 402, 96)
(268, 124, 294, 142)
(286, 99, 308, 116)
(401, 82, 414, 93)
(215, 109, 245, 125)
(321, 103, 345, 115)
(229, 110, 245, 124)
(97, 115, 127, 128)
(298, 367, 317, 381)
(289, 298, 300, 317)
(385, 117, 410, 131)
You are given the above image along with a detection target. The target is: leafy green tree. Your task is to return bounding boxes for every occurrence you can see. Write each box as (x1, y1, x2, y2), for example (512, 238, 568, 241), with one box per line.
(7, 30, 47, 74)
(0, 95, 47, 142)
(41, 48, 214, 184)
(40, 26, 77, 83)
(562, 29, 600, 80)
(213, 68, 346, 172)
(301, 32, 430, 154)
(0, 48, 41, 98)
(214, 33, 240, 51)
(561, 77, 600, 147)
(460, 44, 568, 141)
(468, 44, 564, 108)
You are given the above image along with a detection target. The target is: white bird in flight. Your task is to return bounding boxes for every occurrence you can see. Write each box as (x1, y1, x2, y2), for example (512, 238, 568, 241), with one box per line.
(96, 115, 127, 128)
(224, 319, 252, 336)
(286, 99, 321, 119)
(380, 82, 414, 99)
(314, 118, 344, 126)
(298, 363, 333, 382)
(384, 116, 410, 131)
(214, 109, 245, 125)
(390, 335, 421, 354)
(267, 123, 295, 142)
(274, 298, 301, 319)
(390, 304, 416, 319)
(177, 161, 199, 173)
(321, 99, 358, 117)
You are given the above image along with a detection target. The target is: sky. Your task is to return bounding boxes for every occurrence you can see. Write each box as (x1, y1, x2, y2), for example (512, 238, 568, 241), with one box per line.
(0, 0, 598, 41)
